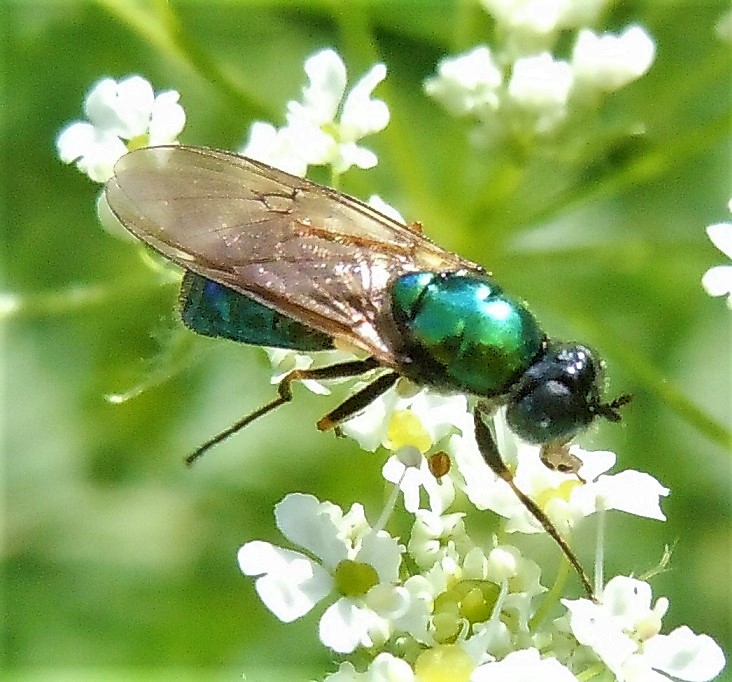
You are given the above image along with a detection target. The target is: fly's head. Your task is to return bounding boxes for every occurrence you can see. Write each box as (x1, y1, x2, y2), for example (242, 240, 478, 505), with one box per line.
(505, 343, 630, 460)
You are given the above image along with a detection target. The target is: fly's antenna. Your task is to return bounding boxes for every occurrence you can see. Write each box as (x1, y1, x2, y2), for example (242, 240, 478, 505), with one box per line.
(594, 393, 632, 423)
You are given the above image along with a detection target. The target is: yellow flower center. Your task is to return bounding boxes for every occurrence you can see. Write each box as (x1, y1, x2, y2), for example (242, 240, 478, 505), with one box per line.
(333, 559, 379, 597)
(536, 478, 581, 508)
(387, 409, 432, 452)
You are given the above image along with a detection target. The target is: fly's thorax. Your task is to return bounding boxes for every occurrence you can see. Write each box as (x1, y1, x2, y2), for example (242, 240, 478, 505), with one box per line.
(504, 342, 606, 445)
(389, 271, 546, 396)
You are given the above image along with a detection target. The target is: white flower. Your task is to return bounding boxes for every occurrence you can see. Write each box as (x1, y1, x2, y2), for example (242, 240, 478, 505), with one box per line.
(702, 198, 732, 308)
(472, 647, 579, 681)
(450, 412, 669, 534)
(56, 76, 185, 182)
(242, 48, 389, 175)
(563, 576, 726, 682)
(238, 493, 407, 654)
(572, 26, 656, 91)
(239, 121, 309, 176)
(423, 47, 503, 117)
(407, 508, 470, 570)
(507, 53, 574, 132)
(480, 0, 610, 36)
(340, 383, 470, 453)
(463, 544, 546, 637)
(383, 447, 456, 515)
(340, 384, 469, 513)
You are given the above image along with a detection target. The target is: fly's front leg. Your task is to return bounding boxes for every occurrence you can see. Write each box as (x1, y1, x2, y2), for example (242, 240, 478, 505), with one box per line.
(472, 402, 595, 599)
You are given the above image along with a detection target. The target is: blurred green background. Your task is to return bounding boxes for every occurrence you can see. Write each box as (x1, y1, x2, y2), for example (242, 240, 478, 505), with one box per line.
(3, 2, 730, 680)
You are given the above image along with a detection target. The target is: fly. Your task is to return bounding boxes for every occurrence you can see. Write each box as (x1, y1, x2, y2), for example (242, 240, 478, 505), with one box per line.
(104, 145, 630, 598)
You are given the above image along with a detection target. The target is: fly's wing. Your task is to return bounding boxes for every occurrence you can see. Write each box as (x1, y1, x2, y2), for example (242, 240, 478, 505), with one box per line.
(105, 145, 479, 363)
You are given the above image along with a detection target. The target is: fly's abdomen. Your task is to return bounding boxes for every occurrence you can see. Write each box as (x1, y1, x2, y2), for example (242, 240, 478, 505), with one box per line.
(180, 272, 334, 351)
(390, 271, 545, 396)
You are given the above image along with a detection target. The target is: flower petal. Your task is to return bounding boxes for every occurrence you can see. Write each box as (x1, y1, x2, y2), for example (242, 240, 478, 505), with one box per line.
(368, 652, 416, 681)
(702, 264, 732, 297)
(237, 540, 332, 622)
(85, 76, 155, 138)
(300, 48, 348, 123)
(56, 122, 127, 182)
(148, 90, 186, 144)
(340, 63, 389, 139)
(643, 626, 726, 682)
(319, 598, 388, 653)
(357, 530, 402, 583)
(275, 493, 349, 568)
(472, 648, 579, 682)
(573, 470, 670, 520)
(706, 222, 732, 258)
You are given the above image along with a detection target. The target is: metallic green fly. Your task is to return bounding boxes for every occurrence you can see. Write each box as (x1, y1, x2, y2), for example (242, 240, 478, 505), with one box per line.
(104, 145, 629, 597)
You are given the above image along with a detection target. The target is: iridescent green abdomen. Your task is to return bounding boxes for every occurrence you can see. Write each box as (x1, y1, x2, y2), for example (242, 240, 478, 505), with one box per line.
(390, 272, 545, 396)
(180, 272, 334, 351)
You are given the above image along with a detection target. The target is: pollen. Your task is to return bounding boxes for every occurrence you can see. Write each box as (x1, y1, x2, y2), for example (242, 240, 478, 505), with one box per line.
(386, 409, 432, 453)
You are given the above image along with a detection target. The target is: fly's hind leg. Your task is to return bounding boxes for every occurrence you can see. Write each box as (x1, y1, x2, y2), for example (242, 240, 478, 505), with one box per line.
(186, 356, 382, 466)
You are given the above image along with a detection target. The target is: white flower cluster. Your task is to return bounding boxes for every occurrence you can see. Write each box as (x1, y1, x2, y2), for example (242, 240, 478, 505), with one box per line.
(241, 49, 389, 177)
(424, 1, 655, 140)
(240, 346, 724, 681)
(702, 198, 732, 308)
(55, 49, 388, 243)
(55, 48, 388, 185)
(56, 75, 185, 183)
(239, 385, 725, 681)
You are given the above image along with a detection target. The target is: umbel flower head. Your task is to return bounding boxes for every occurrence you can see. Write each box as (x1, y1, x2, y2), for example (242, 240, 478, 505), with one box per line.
(237, 398, 725, 681)
(238, 355, 719, 678)
(424, 3, 655, 142)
